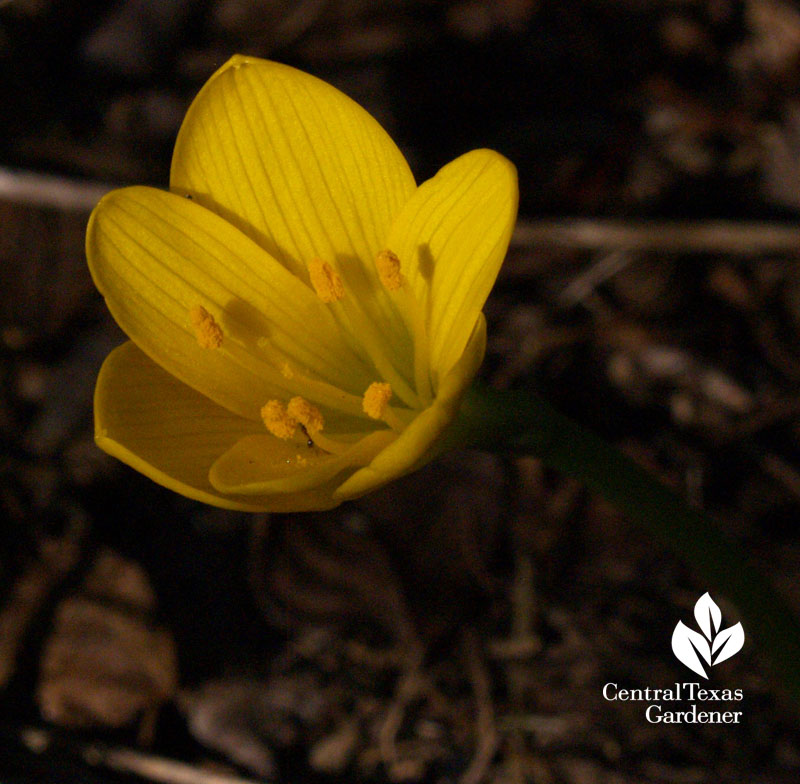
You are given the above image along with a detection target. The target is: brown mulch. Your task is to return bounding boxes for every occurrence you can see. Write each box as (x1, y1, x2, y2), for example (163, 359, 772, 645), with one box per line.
(2, 1, 800, 782)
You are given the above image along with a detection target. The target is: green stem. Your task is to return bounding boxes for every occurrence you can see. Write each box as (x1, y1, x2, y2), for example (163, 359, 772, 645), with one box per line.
(457, 384, 800, 707)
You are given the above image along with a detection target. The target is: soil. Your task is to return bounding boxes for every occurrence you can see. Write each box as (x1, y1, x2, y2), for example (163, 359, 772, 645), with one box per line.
(1, 2, 800, 782)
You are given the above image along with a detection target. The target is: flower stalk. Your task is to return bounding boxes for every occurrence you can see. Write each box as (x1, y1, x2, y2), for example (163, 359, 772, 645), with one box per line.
(457, 384, 800, 708)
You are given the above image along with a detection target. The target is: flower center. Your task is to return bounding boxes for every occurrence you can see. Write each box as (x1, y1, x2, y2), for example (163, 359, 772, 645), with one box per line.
(301, 251, 422, 409)
(248, 250, 435, 453)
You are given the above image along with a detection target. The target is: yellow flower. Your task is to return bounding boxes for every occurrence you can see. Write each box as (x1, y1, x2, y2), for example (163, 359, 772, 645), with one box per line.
(87, 55, 518, 512)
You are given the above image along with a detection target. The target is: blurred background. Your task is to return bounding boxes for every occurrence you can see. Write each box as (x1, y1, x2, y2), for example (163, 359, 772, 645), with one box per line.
(2, 0, 800, 781)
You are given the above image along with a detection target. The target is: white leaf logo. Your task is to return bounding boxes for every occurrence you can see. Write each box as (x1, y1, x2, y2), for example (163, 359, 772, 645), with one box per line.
(712, 622, 745, 665)
(671, 594, 744, 678)
(694, 592, 721, 640)
(672, 621, 712, 678)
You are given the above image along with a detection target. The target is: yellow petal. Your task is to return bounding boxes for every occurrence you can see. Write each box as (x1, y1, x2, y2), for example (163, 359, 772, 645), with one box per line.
(172, 56, 415, 275)
(171, 56, 417, 366)
(387, 149, 517, 378)
(87, 186, 375, 420)
(209, 429, 396, 496)
(95, 342, 341, 512)
(334, 315, 487, 500)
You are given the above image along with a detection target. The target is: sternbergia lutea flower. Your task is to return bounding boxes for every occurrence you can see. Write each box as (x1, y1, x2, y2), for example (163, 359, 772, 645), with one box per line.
(87, 55, 518, 511)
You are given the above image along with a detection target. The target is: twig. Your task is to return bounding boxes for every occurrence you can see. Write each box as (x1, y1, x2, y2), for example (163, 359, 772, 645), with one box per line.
(460, 628, 498, 784)
(378, 667, 427, 768)
(558, 249, 636, 307)
(87, 745, 260, 784)
(511, 218, 800, 255)
(2, 169, 799, 260)
(2, 166, 799, 257)
(0, 166, 112, 212)
(17, 726, 263, 784)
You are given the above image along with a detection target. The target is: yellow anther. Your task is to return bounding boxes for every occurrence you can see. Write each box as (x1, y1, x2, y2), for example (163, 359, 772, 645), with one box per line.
(261, 400, 297, 440)
(375, 249, 404, 291)
(189, 305, 223, 349)
(280, 362, 294, 380)
(362, 382, 393, 420)
(287, 396, 325, 435)
(308, 258, 344, 303)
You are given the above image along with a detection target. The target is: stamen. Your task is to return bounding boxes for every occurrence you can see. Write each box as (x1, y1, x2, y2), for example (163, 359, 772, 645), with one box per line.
(335, 302, 420, 408)
(305, 255, 420, 410)
(303, 431, 350, 455)
(262, 397, 348, 454)
(362, 381, 408, 432)
(287, 396, 367, 455)
(363, 382, 392, 420)
(376, 249, 404, 291)
(373, 251, 434, 405)
(308, 258, 345, 303)
(323, 289, 421, 409)
(189, 305, 223, 349)
(407, 300, 434, 405)
(261, 400, 297, 440)
(287, 396, 325, 435)
(256, 338, 367, 417)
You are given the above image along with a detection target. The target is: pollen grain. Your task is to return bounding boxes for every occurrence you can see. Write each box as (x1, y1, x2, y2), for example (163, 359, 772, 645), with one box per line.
(375, 249, 404, 291)
(308, 258, 345, 303)
(362, 382, 393, 420)
(287, 396, 325, 435)
(189, 305, 223, 349)
(261, 400, 297, 440)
